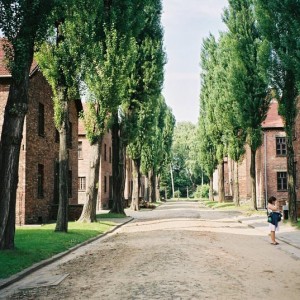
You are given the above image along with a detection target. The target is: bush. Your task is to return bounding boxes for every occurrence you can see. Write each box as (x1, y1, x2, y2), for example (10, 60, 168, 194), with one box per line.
(174, 190, 181, 198)
(194, 184, 210, 198)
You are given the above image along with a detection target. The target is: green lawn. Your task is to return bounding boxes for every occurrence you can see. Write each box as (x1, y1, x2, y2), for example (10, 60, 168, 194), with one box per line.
(199, 198, 267, 215)
(0, 220, 116, 279)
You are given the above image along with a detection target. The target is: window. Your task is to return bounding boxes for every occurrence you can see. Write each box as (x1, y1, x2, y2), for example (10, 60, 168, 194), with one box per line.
(277, 172, 287, 191)
(67, 122, 72, 148)
(109, 146, 112, 163)
(78, 141, 83, 159)
(68, 170, 72, 198)
(276, 137, 286, 156)
(37, 164, 44, 198)
(78, 177, 86, 191)
(55, 129, 59, 143)
(104, 176, 107, 193)
(104, 143, 107, 161)
(38, 103, 45, 136)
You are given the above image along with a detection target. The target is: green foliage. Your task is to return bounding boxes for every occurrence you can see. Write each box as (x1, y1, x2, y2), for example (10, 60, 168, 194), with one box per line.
(255, 0, 300, 222)
(194, 184, 210, 199)
(173, 190, 181, 198)
(223, 0, 272, 152)
(0, 0, 56, 81)
(0, 221, 114, 279)
(126, 0, 166, 171)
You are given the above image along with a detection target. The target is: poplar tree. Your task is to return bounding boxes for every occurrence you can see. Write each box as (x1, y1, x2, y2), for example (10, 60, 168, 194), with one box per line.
(255, 0, 300, 222)
(199, 35, 226, 202)
(0, 0, 55, 249)
(36, 0, 95, 231)
(122, 0, 165, 211)
(78, 0, 137, 220)
(215, 32, 246, 206)
(223, 0, 272, 209)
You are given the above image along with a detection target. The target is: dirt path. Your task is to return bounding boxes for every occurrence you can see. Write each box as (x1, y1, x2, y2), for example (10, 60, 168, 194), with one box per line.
(2, 201, 300, 300)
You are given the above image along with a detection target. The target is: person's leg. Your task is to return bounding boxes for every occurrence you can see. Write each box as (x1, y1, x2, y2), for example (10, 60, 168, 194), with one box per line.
(270, 231, 276, 244)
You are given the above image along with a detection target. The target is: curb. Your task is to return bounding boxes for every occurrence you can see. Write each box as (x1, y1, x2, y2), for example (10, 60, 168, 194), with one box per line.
(237, 219, 300, 250)
(0, 217, 134, 291)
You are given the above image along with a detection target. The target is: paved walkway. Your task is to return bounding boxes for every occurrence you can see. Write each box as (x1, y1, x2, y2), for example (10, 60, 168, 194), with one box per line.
(235, 214, 300, 249)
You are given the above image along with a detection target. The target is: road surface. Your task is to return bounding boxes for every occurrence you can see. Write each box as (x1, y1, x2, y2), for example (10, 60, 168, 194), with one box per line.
(1, 201, 300, 299)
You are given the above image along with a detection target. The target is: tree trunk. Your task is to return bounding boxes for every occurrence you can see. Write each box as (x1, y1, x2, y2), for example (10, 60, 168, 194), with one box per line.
(218, 162, 225, 203)
(156, 175, 160, 201)
(250, 148, 257, 210)
(170, 164, 175, 198)
(55, 100, 69, 232)
(233, 161, 240, 206)
(148, 169, 153, 202)
(0, 51, 32, 249)
(130, 158, 141, 211)
(209, 176, 214, 201)
(286, 134, 297, 222)
(149, 168, 157, 203)
(151, 169, 157, 202)
(78, 139, 101, 222)
(281, 70, 298, 223)
(110, 113, 125, 214)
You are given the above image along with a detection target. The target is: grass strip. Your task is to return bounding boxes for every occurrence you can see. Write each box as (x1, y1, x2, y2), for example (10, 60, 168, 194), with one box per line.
(0, 220, 115, 279)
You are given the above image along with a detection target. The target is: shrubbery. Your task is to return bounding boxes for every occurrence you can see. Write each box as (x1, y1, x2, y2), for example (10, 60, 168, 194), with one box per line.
(174, 190, 181, 198)
(194, 184, 210, 198)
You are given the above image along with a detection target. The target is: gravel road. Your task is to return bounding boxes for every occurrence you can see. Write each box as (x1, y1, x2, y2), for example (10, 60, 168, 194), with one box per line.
(1, 201, 300, 300)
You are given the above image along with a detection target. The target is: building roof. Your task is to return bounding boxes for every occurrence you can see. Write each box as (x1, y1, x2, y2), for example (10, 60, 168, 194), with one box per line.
(0, 39, 38, 77)
(262, 100, 284, 129)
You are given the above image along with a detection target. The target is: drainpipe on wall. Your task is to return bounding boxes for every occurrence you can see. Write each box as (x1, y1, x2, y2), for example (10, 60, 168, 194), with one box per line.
(264, 131, 268, 209)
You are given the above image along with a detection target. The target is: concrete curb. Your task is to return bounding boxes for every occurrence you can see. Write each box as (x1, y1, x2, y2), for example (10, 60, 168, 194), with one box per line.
(0, 217, 134, 290)
(237, 219, 300, 250)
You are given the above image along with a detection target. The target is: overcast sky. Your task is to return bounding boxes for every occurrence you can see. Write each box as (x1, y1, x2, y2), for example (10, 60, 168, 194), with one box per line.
(161, 0, 228, 124)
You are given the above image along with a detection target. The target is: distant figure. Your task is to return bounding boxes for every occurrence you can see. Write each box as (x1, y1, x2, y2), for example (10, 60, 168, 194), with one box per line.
(267, 196, 282, 245)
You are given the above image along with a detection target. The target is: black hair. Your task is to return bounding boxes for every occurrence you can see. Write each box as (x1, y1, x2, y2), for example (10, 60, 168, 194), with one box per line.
(268, 196, 277, 204)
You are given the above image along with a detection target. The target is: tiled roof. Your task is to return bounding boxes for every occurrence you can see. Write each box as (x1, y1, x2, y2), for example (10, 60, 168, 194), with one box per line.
(0, 38, 38, 77)
(262, 100, 284, 128)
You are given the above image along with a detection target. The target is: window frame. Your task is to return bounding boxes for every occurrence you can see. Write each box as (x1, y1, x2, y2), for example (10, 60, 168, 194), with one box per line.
(277, 171, 287, 191)
(276, 136, 287, 156)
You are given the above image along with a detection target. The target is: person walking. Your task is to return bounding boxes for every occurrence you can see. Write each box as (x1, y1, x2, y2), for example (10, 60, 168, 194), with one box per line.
(267, 196, 282, 245)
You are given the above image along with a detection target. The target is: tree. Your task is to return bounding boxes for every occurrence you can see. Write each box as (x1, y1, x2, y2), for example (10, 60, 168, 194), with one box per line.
(214, 32, 247, 206)
(157, 106, 176, 200)
(171, 122, 202, 197)
(36, 0, 91, 231)
(124, 0, 165, 211)
(223, 0, 272, 209)
(255, 0, 300, 222)
(78, 0, 137, 220)
(0, 0, 55, 249)
(199, 34, 225, 202)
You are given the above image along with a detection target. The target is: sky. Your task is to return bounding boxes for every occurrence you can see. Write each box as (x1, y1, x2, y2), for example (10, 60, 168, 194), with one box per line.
(161, 0, 228, 124)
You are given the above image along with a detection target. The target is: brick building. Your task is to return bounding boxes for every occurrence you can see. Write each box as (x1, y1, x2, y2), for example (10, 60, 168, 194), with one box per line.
(78, 115, 113, 210)
(0, 42, 82, 224)
(77, 112, 140, 210)
(214, 100, 291, 209)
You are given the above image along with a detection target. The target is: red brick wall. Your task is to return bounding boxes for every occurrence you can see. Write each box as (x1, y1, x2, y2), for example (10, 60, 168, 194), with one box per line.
(0, 71, 79, 224)
(263, 130, 288, 205)
(78, 134, 89, 205)
(78, 129, 112, 210)
(224, 129, 288, 209)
